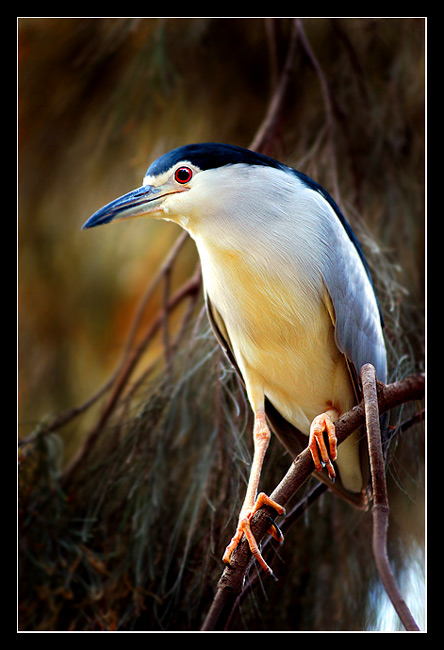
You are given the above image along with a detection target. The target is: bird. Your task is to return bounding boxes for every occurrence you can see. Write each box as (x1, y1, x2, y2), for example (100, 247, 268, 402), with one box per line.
(83, 142, 387, 576)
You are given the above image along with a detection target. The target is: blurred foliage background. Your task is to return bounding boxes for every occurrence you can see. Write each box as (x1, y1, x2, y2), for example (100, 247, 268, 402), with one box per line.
(18, 18, 425, 631)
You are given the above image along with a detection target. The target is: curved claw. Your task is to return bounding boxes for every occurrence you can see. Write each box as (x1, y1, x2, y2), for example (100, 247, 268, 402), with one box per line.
(267, 516, 284, 543)
(309, 411, 338, 482)
(222, 492, 285, 576)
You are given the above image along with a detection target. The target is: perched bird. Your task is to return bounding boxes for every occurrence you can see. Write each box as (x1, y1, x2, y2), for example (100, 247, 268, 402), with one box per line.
(83, 143, 387, 576)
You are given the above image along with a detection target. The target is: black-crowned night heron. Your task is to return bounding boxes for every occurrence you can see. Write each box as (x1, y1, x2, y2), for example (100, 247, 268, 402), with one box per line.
(83, 143, 387, 576)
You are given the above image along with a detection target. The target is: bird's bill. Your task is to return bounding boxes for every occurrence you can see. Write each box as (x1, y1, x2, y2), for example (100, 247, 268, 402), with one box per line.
(82, 183, 180, 229)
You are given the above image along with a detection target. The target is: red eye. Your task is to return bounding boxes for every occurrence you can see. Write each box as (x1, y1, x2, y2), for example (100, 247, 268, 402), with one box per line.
(175, 166, 193, 184)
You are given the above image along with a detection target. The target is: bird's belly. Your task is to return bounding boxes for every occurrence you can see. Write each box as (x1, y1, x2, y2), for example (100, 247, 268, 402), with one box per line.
(201, 251, 363, 493)
(206, 261, 356, 430)
(238, 314, 354, 434)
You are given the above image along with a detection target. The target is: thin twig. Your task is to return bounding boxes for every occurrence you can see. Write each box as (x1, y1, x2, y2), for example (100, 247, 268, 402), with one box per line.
(295, 19, 340, 202)
(264, 19, 279, 95)
(162, 263, 172, 372)
(124, 264, 202, 404)
(249, 18, 299, 153)
(361, 363, 420, 632)
(121, 230, 190, 362)
(26, 230, 191, 443)
(201, 371, 424, 631)
(61, 267, 202, 487)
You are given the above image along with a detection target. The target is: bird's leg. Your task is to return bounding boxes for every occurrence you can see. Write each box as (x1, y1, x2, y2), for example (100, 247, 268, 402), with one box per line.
(223, 409, 285, 575)
(309, 408, 339, 482)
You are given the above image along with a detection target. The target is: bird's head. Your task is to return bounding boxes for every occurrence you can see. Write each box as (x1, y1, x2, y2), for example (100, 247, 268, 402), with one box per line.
(82, 143, 288, 235)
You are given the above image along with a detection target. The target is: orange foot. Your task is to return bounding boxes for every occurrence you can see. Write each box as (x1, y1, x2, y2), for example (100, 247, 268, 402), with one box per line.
(222, 492, 285, 576)
(309, 410, 338, 482)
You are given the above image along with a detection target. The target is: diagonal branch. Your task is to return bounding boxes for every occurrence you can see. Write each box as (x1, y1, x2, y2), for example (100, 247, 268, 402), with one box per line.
(61, 265, 202, 487)
(201, 371, 425, 631)
(24, 230, 191, 443)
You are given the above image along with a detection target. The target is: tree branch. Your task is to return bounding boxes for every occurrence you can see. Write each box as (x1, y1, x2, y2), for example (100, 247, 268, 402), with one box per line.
(61, 265, 202, 487)
(249, 19, 300, 154)
(24, 230, 191, 443)
(295, 19, 340, 201)
(201, 371, 425, 632)
(361, 364, 420, 631)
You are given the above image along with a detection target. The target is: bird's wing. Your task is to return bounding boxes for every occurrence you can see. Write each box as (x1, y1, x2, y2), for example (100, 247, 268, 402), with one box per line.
(320, 226, 387, 388)
(292, 169, 387, 386)
(206, 297, 237, 375)
(317, 194, 389, 479)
